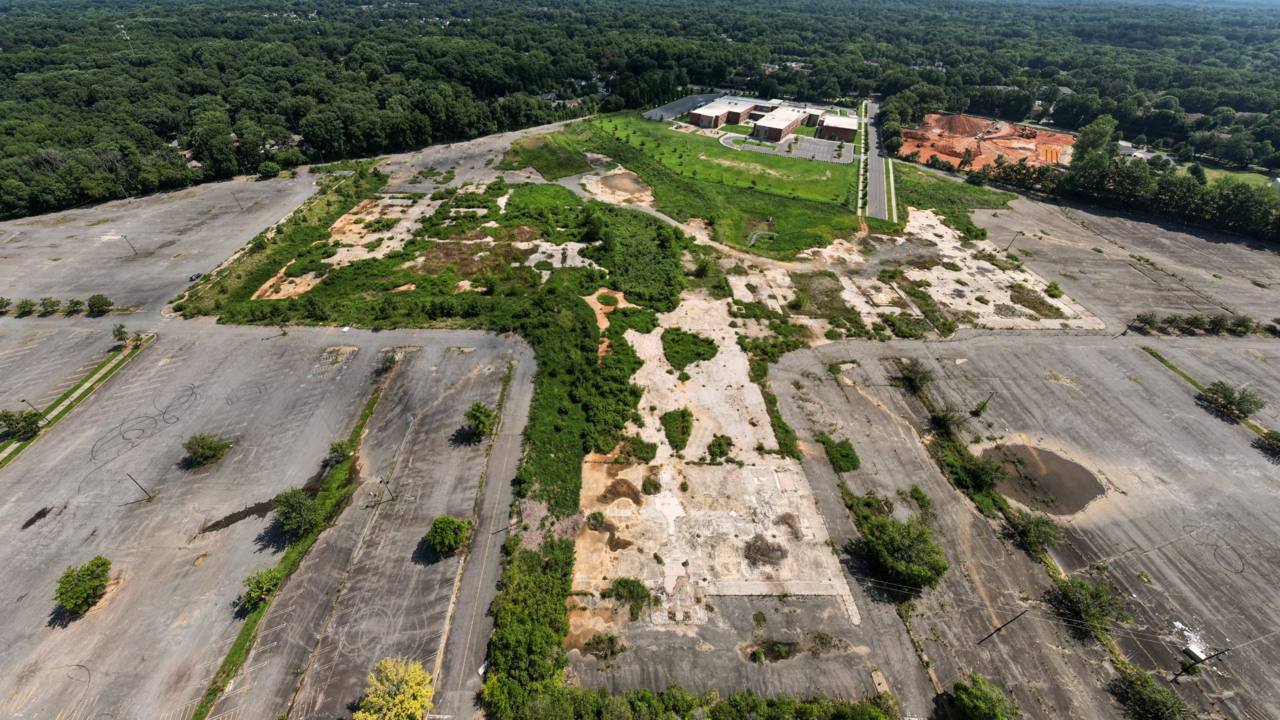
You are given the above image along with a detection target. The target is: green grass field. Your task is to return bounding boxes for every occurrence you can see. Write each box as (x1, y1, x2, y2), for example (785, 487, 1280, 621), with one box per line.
(791, 125, 816, 137)
(503, 130, 592, 180)
(720, 123, 752, 135)
(1200, 165, 1274, 188)
(893, 164, 1014, 239)
(584, 117, 861, 258)
(592, 114, 859, 205)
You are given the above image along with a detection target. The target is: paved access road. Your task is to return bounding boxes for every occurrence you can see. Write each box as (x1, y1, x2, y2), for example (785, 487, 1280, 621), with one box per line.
(643, 93, 724, 121)
(865, 101, 889, 221)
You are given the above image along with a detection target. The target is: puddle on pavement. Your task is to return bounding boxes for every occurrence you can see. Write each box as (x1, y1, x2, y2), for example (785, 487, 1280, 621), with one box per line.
(982, 444, 1103, 515)
(200, 465, 329, 534)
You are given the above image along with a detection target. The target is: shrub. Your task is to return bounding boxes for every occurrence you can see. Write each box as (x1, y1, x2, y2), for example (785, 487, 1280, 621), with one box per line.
(642, 475, 661, 495)
(953, 674, 1019, 720)
(1044, 281, 1063, 298)
(240, 567, 283, 611)
(1049, 576, 1130, 636)
(1133, 312, 1159, 330)
(55, 556, 112, 615)
(660, 408, 693, 451)
(860, 514, 949, 588)
(1207, 314, 1231, 334)
(1009, 510, 1063, 555)
(623, 435, 657, 463)
(0, 297, 10, 313)
(814, 432, 860, 472)
(39, 297, 61, 314)
(465, 402, 497, 438)
(87, 294, 113, 314)
(661, 327, 718, 371)
(353, 656, 434, 720)
(65, 298, 85, 314)
(899, 359, 934, 395)
(258, 161, 281, 179)
(272, 488, 323, 540)
(707, 434, 734, 459)
(598, 293, 618, 307)
(586, 511, 606, 531)
(15, 298, 36, 315)
(602, 577, 653, 620)
(183, 433, 231, 467)
(426, 515, 472, 555)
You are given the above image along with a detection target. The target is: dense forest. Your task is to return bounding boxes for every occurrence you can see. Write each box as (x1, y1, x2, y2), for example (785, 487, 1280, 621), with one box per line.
(5, 0, 1280, 219)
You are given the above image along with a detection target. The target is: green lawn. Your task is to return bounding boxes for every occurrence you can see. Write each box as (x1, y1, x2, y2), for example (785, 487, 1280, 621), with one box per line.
(592, 114, 859, 206)
(503, 130, 592, 180)
(1201, 166, 1274, 188)
(584, 116, 861, 258)
(893, 164, 1014, 240)
(720, 123, 752, 135)
(791, 125, 816, 137)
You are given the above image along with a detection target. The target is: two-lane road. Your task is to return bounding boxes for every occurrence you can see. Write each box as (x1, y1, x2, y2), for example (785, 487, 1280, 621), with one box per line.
(865, 100, 889, 221)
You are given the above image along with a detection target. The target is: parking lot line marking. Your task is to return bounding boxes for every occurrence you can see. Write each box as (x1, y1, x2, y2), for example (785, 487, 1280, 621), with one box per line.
(258, 622, 288, 637)
(207, 708, 243, 720)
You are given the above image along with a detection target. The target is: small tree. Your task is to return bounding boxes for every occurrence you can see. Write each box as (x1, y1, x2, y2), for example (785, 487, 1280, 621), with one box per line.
(39, 297, 61, 314)
(55, 556, 112, 616)
(258, 161, 282, 179)
(183, 433, 232, 467)
(953, 674, 1019, 720)
(272, 488, 323, 541)
(1204, 381, 1265, 419)
(353, 656, 434, 720)
(426, 515, 472, 555)
(112, 324, 128, 343)
(87, 294, 113, 314)
(16, 298, 36, 315)
(899, 359, 934, 394)
(0, 409, 42, 439)
(65, 298, 85, 314)
(1009, 510, 1063, 555)
(1050, 576, 1130, 636)
(0, 297, 11, 314)
(240, 567, 283, 611)
(465, 402, 497, 438)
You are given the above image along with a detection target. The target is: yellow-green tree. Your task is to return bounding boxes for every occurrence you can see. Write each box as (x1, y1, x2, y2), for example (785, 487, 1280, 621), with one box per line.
(353, 656, 433, 720)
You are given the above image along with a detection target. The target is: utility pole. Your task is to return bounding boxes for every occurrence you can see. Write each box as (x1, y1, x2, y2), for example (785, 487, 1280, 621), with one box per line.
(1004, 230, 1023, 251)
(126, 473, 153, 501)
(977, 609, 1029, 646)
(1172, 647, 1231, 683)
(230, 191, 245, 211)
(121, 234, 138, 255)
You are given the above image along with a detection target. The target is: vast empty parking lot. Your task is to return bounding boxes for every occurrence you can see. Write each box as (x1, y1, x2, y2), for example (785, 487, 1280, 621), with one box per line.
(206, 333, 532, 720)
(0, 322, 397, 717)
(0, 325, 115, 414)
(769, 332, 1280, 719)
(0, 174, 317, 315)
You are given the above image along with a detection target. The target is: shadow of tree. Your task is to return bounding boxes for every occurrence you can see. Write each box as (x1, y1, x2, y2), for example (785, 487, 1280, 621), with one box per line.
(1194, 393, 1240, 426)
(1253, 436, 1280, 465)
(412, 535, 442, 566)
(255, 516, 288, 554)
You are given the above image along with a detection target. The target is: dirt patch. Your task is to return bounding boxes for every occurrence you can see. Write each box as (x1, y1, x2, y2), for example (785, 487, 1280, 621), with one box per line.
(982, 444, 1105, 515)
(739, 631, 850, 663)
(777, 512, 803, 540)
(744, 533, 788, 566)
(599, 478, 644, 508)
(401, 241, 529, 278)
(252, 263, 322, 300)
(585, 168, 655, 209)
(902, 114, 1075, 170)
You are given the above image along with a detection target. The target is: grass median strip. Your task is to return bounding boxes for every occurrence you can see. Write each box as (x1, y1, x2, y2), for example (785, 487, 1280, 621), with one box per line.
(190, 381, 386, 720)
(1141, 346, 1267, 437)
(0, 336, 151, 470)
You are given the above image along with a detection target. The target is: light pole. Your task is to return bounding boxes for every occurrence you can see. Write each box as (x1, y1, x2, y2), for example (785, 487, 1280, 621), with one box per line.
(20, 399, 45, 425)
(126, 473, 154, 501)
(1004, 230, 1023, 252)
(121, 234, 138, 255)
